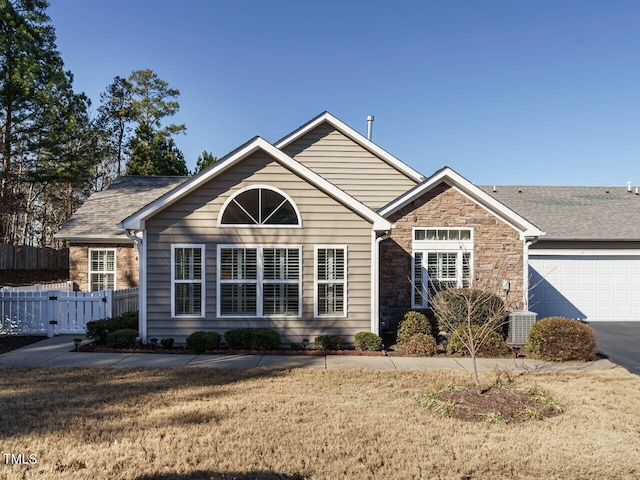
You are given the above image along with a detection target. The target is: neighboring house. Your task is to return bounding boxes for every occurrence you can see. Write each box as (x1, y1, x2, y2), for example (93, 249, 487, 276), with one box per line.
(56, 112, 640, 343)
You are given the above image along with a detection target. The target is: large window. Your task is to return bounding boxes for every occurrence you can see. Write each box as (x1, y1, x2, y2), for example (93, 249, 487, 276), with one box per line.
(412, 228, 473, 308)
(89, 249, 116, 291)
(219, 186, 300, 226)
(315, 246, 347, 317)
(217, 245, 301, 317)
(172, 245, 205, 317)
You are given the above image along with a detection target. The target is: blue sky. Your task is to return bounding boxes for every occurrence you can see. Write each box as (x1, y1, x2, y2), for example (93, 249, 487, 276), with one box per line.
(48, 1, 640, 186)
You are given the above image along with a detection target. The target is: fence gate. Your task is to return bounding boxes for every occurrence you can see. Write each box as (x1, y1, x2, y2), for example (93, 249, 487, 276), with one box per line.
(0, 288, 138, 336)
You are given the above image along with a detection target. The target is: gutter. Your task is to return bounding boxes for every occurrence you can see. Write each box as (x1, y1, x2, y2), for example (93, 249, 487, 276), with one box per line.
(123, 228, 146, 342)
(523, 236, 539, 311)
(371, 231, 391, 335)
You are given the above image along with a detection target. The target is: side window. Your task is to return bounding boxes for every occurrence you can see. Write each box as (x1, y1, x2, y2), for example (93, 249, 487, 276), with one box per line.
(315, 246, 347, 317)
(172, 245, 205, 317)
(89, 249, 116, 291)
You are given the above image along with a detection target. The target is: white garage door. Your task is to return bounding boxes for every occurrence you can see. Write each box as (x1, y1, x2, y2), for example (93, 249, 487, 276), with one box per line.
(529, 255, 640, 321)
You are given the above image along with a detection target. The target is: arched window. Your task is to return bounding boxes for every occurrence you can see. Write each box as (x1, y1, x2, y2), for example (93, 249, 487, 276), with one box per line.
(219, 186, 301, 226)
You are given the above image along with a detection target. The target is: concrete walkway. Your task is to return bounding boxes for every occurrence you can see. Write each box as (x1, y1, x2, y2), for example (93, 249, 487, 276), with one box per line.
(0, 335, 619, 372)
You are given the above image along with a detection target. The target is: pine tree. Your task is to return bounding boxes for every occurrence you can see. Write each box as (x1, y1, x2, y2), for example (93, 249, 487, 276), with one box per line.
(194, 150, 217, 174)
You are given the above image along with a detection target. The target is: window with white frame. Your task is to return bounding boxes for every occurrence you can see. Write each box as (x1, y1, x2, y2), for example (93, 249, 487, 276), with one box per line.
(217, 245, 301, 317)
(89, 249, 116, 291)
(172, 245, 205, 317)
(219, 186, 300, 226)
(412, 228, 473, 308)
(315, 246, 347, 317)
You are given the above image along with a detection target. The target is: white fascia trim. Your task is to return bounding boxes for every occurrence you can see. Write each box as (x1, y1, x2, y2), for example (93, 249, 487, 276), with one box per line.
(120, 136, 391, 233)
(379, 167, 544, 238)
(55, 235, 133, 244)
(274, 112, 425, 183)
(528, 249, 640, 256)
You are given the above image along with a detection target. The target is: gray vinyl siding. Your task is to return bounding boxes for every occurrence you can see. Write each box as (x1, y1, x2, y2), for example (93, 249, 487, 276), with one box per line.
(144, 152, 374, 345)
(282, 123, 418, 210)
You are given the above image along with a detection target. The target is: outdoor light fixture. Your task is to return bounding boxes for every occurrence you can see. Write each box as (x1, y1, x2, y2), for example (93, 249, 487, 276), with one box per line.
(73, 338, 82, 351)
(150, 338, 158, 348)
(442, 339, 448, 356)
(513, 345, 521, 358)
(302, 338, 309, 350)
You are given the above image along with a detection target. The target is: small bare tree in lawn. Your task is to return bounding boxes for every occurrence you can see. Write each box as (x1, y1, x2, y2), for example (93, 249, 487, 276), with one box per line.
(430, 286, 508, 393)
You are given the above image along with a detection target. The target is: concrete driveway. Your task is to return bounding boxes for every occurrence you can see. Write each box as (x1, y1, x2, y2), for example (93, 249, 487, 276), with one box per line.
(589, 322, 640, 375)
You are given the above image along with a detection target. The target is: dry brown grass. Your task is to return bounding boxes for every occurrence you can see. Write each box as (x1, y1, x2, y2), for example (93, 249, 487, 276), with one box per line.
(1, 366, 639, 479)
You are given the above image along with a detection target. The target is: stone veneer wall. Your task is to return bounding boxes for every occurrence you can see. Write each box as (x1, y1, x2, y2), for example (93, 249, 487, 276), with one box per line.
(379, 183, 524, 321)
(69, 243, 138, 291)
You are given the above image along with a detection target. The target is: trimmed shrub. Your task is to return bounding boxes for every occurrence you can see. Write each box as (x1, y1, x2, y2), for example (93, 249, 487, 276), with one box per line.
(433, 289, 506, 332)
(86, 312, 138, 344)
(160, 338, 175, 349)
(186, 331, 221, 353)
(447, 325, 511, 357)
(399, 333, 438, 356)
(354, 332, 383, 351)
(315, 335, 343, 351)
(106, 328, 138, 348)
(526, 317, 598, 362)
(397, 311, 431, 342)
(224, 328, 281, 350)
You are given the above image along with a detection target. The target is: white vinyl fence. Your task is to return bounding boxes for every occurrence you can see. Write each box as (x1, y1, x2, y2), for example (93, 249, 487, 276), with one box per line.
(0, 281, 74, 293)
(0, 287, 139, 336)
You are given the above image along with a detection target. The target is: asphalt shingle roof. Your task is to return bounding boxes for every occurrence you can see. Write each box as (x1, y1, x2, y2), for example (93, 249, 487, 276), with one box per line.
(56, 176, 188, 241)
(480, 186, 640, 240)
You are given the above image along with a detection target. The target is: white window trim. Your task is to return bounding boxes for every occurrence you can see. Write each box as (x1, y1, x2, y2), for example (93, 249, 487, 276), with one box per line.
(314, 245, 348, 318)
(171, 244, 206, 319)
(216, 244, 303, 318)
(88, 248, 117, 292)
(217, 184, 303, 228)
(412, 227, 474, 309)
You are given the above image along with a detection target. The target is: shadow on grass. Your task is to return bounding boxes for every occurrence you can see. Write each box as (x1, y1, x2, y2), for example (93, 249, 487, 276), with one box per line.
(0, 366, 287, 438)
(136, 471, 306, 479)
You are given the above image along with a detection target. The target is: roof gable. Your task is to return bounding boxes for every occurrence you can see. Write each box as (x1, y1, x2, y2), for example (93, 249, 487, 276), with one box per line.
(275, 112, 425, 184)
(379, 167, 544, 239)
(120, 137, 392, 232)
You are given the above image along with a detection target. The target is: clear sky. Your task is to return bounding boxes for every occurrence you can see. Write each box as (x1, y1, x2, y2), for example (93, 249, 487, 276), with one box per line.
(47, 0, 640, 186)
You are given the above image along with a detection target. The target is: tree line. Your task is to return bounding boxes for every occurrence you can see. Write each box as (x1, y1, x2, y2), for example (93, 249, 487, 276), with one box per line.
(0, 0, 216, 247)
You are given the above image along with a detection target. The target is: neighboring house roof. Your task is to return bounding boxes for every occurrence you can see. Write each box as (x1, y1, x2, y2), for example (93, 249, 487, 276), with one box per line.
(55, 176, 188, 243)
(119, 136, 393, 232)
(479, 186, 640, 241)
(274, 111, 425, 184)
(379, 167, 544, 239)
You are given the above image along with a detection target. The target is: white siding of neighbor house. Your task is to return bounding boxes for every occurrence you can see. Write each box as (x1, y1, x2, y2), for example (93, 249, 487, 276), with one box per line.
(281, 123, 418, 210)
(144, 151, 375, 344)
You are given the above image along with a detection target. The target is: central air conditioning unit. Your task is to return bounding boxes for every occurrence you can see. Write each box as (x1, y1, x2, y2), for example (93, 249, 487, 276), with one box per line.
(507, 311, 538, 345)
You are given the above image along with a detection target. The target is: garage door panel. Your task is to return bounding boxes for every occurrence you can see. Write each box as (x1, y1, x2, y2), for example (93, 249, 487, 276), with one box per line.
(529, 255, 640, 321)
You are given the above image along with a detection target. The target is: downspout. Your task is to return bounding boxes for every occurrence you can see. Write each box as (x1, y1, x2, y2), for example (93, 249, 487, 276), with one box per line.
(371, 230, 390, 335)
(124, 228, 146, 342)
(523, 236, 539, 311)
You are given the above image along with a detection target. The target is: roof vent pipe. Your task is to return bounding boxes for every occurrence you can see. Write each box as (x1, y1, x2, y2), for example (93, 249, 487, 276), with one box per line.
(366, 115, 374, 140)
(636, 187, 639, 195)
(628, 181, 632, 192)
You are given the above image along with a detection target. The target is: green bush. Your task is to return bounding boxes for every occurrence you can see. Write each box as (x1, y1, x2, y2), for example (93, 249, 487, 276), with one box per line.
(186, 331, 221, 353)
(433, 289, 506, 332)
(447, 325, 511, 357)
(526, 317, 598, 362)
(160, 338, 175, 349)
(315, 335, 343, 351)
(397, 311, 431, 342)
(106, 328, 138, 348)
(354, 332, 383, 351)
(399, 333, 437, 356)
(85, 312, 138, 344)
(224, 328, 281, 350)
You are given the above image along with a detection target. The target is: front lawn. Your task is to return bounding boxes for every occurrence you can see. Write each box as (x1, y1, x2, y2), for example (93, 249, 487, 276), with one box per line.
(1, 367, 638, 479)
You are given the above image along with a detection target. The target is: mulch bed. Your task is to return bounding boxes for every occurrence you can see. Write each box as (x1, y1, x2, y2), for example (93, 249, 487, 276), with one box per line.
(0, 335, 47, 354)
(433, 387, 561, 423)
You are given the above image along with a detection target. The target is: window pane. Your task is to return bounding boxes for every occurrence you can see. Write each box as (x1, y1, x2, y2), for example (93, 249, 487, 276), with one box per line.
(90, 273, 114, 292)
(414, 229, 426, 241)
(263, 284, 299, 315)
(175, 248, 202, 280)
(175, 283, 202, 316)
(264, 249, 299, 280)
(318, 248, 344, 281)
(220, 284, 257, 315)
(220, 248, 257, 280)
(414, 252, 425, 306)
(220, 202, 255, 224)
(221, 188, 299, 226)
(318, 284, 344, 316)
